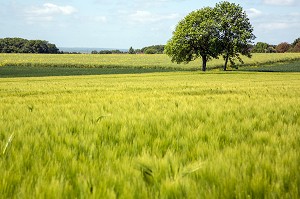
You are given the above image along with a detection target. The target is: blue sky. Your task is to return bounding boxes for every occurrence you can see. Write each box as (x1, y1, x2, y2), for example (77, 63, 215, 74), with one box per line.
(0, 0, 299, 49)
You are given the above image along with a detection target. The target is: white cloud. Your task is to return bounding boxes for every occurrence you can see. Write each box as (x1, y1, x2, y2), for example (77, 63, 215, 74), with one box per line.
(129, 11, 179, 23)
(25, 3, 77, 23)
(247, 8, 263, 18)
(263, 0, 295, 5)
(254, 11, 300, 32)
(258, 22, 297, 30)
(27, 3, 77, 16)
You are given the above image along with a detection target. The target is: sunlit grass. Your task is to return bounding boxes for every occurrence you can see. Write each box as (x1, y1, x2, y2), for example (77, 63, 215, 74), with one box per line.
(0, 72, 299, 198)
(1, 53, 300, 70)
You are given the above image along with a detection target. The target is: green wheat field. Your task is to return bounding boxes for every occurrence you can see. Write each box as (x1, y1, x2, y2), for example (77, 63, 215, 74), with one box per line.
(0, 54, 300, 198)
(1, 53, 300, 70)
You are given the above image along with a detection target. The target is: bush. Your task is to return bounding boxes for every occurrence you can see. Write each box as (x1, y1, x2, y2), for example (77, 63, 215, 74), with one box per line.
(266, 47, 276, 53)
(251, 42, 269, 53)
(291, 42, 300, 52)
(292, 38, 300, 47)
(275, 42, 291, 53)
(144, 48, 157, 54)
(142, 45, 164, 54)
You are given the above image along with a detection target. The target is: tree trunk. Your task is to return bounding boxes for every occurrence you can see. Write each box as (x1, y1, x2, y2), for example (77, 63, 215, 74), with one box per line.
(202, 55, 207, 71)
(224, 53, 229, 71)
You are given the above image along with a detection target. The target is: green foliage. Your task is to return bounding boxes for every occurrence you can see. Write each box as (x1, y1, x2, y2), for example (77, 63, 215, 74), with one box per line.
(290, 42, 300, 53)
(142, 45, 165, 54)
(165, 1, 255, 71)
(1, 53, 300, 71)
(91, 50, 124, 54)
(266, 46, 276, 53)
(0, 38, 59, 54)
(0, 72, 299, 198)
(292, 37, 300, 47)
(214, 1, 255, 70)
(144, 49, 157, 54)
(165, 7, 220, 71)
(98, 50, 113, 54)
(293, 42, 300, 52)
(111, 50, 124, 54)
(128, 47, 135, 54)
(251, 42, 270, 53)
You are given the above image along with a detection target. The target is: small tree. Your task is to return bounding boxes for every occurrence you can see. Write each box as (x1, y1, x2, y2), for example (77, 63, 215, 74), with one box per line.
(266, 46, 276, 53)
(291, 42, 300, 52)
(214, 1, 255, 70)
(144, 48, 157, 54)
(165, 7, 220, 71)
(292, 38, 300, 47)
(251, 42, 269, 53)
(134, 49, 142, 54)
(128, 47, 135, 54)
(275, 42, 291, 53)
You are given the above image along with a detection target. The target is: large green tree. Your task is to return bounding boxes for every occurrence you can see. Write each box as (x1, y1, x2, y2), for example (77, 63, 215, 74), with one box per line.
(165, 1, 255, 71)
(214, 1, 255, 70)
(165, 7, 220, 71)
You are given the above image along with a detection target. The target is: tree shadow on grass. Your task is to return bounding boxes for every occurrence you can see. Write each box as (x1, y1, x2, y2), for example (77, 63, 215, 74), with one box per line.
(0, 66, 182, 78)
(238, 61, 300, 72)
(1, 61, 299, 78)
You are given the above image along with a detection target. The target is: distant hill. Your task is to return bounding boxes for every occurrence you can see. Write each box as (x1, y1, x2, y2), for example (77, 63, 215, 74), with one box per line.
(59, 47, 128, 54)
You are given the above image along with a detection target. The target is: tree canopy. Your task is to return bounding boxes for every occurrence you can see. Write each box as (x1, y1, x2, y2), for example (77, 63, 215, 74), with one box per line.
(214, 1, 255, 70)
(292, 38, 300, 47)
(142, 45, 165, 54)
(251, 42, 270, 53)
(0, 38, 59, 54)
(128, 47, 135, 54)
(291, 42, 300, 52)
(165, 7, 220, 71)
(275, 42, 291, 53)
(165, 1, 255, 71)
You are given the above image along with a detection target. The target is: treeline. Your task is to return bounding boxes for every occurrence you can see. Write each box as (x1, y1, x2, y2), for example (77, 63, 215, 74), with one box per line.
(91, 41, 300, 55)
(140, 45, 165, 54)
(0, 38, 59, 54)
(2, 37, 299, 55)
(128, 45, 165, 54)
(91, 49, 125, 54)
(91, 45, 165, 54)
(251, 38, 300, 53)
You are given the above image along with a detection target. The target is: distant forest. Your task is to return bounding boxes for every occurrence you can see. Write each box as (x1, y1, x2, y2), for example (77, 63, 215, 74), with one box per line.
(250, 38, 300, 53)
(0, 37, 299, 54)
(0, 38, 59, 54)
(91, 45, 165, 54)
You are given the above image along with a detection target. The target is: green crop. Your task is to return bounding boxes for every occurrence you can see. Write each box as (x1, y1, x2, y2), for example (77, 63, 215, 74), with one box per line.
(0, 71, 299, 198)
(1, 53, 300, 70)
